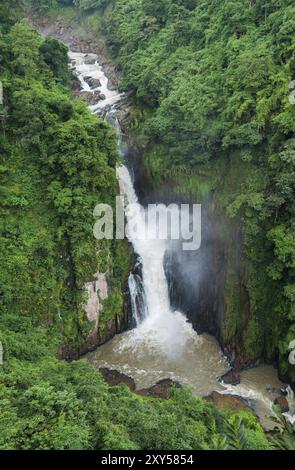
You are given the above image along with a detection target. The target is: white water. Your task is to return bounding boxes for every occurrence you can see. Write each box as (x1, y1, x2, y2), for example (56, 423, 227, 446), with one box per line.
(70, 52, 123, 111)
(69, 50, 295, 429)
(117, 164, 200, 358)
(285, 386, 295, 424)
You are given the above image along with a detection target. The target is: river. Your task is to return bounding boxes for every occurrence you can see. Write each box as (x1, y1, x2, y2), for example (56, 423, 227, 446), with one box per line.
(69, 51, 295, 430)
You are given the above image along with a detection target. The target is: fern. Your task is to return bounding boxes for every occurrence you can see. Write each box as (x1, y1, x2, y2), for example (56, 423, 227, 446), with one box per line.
(268, 409, 295, 450)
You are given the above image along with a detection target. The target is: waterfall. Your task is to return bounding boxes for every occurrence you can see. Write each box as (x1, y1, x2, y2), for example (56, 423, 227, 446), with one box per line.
(70, 50, 197, 357)
(286, 386, 295, 418)
(286, 386, 295, 411)
(70, 50, 295, 428)
(128, 273, 148, 327)
(116, 158, 197, 358)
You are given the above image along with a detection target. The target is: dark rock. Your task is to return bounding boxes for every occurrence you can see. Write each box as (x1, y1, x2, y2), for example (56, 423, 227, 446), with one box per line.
(59, 297, 132, 360)
(99, 368, 136, 391)
(84, 55, 96, 65)
(136, 379, 181, 399)
(90, 79, 101, 89)
(274, 396, 289, 413)
(75, 90, 98, 106)
(219, 369, 241, 385)
(204, 391, 250, 410)
(93, 90, 106, 101)
(84, 77, 101, 89)
(98, 317, 119, 345)
(163, 191, 259, 371)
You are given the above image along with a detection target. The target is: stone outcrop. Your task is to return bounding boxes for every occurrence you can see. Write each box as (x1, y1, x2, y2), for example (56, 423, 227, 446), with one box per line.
(84, 272, 108, 350)
(74, 89, 106, 105)
(219, 369, 241, 386)
(84, 54, 96, 65)
(99, 368, 136, 391)
(136, 379, 181, 399)
(99, 373, 181, 399)
(84, 76, 101, 89)
(204, 391, 250, 411)
(74, 90, 99, 105)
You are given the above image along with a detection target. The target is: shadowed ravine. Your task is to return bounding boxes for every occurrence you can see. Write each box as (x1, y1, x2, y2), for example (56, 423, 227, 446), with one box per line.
(69, 51, 295, 429)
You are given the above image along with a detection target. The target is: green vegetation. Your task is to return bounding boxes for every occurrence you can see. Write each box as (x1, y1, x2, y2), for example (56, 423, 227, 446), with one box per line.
(0, 0, 294, 451)
(0, 9, 128, 359)
(1, 357, 274, 450)
(73, 0, 108, 11)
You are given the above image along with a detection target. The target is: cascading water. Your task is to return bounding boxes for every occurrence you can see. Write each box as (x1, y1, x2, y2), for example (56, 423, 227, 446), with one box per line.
(128, 273, 142, 327)
(285, 386, 295, 424)
(69, 52, 123, 112)
(286, 386, 295, 412)
(103, 103, 199, 354)
(69, 50, 295, 429)
(116, 162, 200, 358)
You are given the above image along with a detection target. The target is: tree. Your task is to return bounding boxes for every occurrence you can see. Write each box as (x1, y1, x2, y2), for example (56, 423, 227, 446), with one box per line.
(40, 37, 70, 85)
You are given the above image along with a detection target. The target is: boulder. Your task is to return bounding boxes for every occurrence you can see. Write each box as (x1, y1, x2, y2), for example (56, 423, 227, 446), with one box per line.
(84, 55, 96, 65)
(75, 90, 98, 106)
(219, 369, 241, 385)
(90, 78, 102, 89)
(99, 368, 136, 391)
(136, 379, 181, 399)
(94, 91, 106, 101)
(204, 391, 250, 410)
(274, 396, 289, 413)
(84, 76, 101, 89)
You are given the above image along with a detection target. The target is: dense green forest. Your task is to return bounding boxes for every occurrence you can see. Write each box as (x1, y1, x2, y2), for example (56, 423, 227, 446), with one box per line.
(94, 0, 295, 380)
(0, 0, 294, 451)
(0, 2, 127, 358)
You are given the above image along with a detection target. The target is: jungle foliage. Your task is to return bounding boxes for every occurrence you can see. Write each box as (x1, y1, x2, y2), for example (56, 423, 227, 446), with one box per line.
(0, 11, 124, 361)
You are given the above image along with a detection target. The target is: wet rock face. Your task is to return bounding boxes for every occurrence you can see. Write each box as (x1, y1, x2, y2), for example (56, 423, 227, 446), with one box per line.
(84, 76, 101, 88)
(219, 369, 241, 386)
(84, 273, 108, 350)
(164, 208, 227, 342)
(99, 368, 136, 391)
(164, 204, 256, 371)
(97, 306, 131, 346)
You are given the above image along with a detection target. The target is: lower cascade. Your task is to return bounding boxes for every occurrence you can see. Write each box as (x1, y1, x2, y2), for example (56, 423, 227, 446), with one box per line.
(69, 51, 295, 429)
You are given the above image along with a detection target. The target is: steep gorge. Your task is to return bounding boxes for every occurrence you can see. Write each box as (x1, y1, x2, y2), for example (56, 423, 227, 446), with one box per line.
(1, 0, 295, 451)
(29, 0, 295, 391)
(64, 39, 294, 428)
